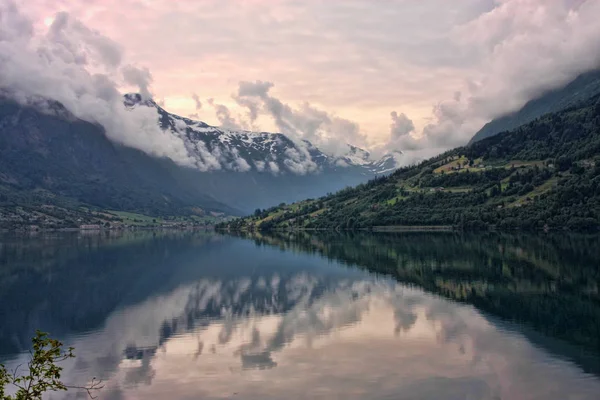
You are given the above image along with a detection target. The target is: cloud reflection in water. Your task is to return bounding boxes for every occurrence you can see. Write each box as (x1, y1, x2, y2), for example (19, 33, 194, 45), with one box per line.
(39, 273, 600, 400)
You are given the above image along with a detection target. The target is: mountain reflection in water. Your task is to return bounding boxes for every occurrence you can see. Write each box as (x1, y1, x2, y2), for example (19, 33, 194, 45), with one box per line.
(0, 231, 599, 400)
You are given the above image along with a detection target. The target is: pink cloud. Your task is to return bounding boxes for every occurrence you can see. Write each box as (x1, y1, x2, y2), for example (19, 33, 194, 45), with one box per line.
(8, 0, 600, 158)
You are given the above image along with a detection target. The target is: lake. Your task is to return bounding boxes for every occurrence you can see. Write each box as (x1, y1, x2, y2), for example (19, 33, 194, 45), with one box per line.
(1, 230, 599, 399)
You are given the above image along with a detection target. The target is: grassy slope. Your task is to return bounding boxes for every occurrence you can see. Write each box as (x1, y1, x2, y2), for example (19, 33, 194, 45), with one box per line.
(222, 98, 600, 232)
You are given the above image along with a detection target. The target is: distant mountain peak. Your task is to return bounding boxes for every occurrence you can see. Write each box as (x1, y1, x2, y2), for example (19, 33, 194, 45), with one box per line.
(123, 93, 401, 176)
(371, 151, 404, 174)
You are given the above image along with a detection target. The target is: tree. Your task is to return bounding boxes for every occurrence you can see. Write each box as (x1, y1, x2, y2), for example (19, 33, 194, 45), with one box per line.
(0, 331, 103, 400)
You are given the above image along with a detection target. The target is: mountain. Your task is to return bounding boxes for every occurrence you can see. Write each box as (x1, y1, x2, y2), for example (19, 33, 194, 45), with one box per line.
(125, 93, 397, 176)
(0, 95, 399, 229)
(0, 97, 244, 229)
(220, 95, 600, 232)
(470, 69, 600, 143)
(123, 94, 400, 213)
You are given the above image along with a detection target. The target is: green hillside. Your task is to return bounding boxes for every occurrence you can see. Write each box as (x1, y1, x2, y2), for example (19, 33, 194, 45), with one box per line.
(0, 98, 240, 230)
(220, 97, 600, 232)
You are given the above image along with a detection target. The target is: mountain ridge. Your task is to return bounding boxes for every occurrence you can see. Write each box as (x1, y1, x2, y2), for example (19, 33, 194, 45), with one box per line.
(0, 96, 244, 229)
(124, 93, 400, 176)
(470, 69, 600, 143)
(221, 95, 600, 232)
(0, 94, 401, 229)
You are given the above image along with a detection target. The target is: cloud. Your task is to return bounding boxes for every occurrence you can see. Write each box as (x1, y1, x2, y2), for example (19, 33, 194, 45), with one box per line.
(390, 111, 415, 138)
(6, 0, 600, 172)
(206, 86, 323, 175)
(268, 161, 280, 174)
(47, 11, 123, 68)
(254, 160, 266, 172)
(399, 0, 600, 151)
(191, 92, 202, 110)
(0, 0, 195, 167)
(122, 65, 153, 99)
(385, 111, 418, 152)
(0, 0, 32, 41)
(207, 98, 243, 130)
(232, 150, 252, 172)
(238, 80, 274, 98)
(0, 1, 383, 176)
(282, 147, 318, 175)
(234, 80, 368, 157)
(190, 140, 221, 172)
(20, 0, 600, 163)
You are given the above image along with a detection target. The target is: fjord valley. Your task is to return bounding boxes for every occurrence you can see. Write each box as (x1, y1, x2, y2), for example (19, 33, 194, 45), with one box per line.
(3, 1, 600, 399)
(0, 95, 397, 231)
(2, 68, 600, 232)
(221, 95, 600, 232)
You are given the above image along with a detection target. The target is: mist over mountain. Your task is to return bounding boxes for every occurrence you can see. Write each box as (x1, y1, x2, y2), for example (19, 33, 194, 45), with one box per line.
(2, 0, 600, 230)
(0, 93, 400, 229)
(222, 95, 600, 232)
(0, 97, 239, 218)
(119, 93, 402, 213)
(470, 69, 600, 143)
(123, 93, 400, 177)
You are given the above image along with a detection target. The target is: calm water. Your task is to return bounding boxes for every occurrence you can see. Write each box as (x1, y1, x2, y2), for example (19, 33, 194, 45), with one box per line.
(1, 231, 599, 400)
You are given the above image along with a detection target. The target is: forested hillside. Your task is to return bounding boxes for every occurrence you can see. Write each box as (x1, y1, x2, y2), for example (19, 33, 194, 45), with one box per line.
(221, 97, 600, 232)
(0, 98, 239, 229)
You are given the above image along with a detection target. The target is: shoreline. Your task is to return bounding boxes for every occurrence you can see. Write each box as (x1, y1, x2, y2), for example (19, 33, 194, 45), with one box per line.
(216, 225, 598, 234)
(371, 225, 455, 232)
(0, 225, 215, 234)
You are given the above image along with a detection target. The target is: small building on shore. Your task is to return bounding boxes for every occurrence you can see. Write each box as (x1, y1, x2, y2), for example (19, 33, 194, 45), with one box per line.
(80, 224, 102, 230)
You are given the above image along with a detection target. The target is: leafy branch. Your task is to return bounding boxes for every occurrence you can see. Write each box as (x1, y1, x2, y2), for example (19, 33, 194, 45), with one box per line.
(0, 331, 103, 400)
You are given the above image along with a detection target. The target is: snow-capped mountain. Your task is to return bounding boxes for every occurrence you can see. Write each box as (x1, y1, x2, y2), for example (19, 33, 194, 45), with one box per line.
(370, 152, 404, 174)
(124, 93, 400, 177)
(1, 93, 400, 220)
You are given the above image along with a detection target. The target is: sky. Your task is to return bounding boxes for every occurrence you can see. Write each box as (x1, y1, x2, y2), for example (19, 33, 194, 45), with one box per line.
(2, 0, 600, 163)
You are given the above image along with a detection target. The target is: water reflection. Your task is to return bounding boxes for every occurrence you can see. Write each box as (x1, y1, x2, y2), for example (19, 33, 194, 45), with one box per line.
(1, 231, 599, 399)
(240, 231, 600, 354)
(55, 277, 600, 399)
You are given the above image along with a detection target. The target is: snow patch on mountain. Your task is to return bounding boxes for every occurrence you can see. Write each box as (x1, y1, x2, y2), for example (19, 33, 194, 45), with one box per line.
(124, 93, 401, 176)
